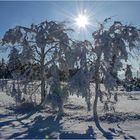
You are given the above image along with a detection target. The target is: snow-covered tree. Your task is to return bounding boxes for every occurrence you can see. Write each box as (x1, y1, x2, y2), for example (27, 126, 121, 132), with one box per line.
(91, 19, 140, 135)
(68, 40, 92, 111)
(2, 20, 72, 104)
(45, 63, 69, 115)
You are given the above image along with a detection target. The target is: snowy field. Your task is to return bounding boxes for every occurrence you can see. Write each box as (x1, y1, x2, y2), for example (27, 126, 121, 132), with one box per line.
(0, 85, 140, 139)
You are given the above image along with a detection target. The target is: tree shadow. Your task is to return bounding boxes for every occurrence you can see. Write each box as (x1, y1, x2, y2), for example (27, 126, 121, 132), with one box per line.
(100, 112, 140, 123)
(0, 105, 40, 129)
(5, 102, 37, 115)
(0, 114, 11, 119)
(8, 115, 62, 139)
(7, 114, 97, 139)
(60, 126, 96, 139)
(102, 131, 114, 140)
(108, 126, 137, 140)
(1, 107, 138, 139)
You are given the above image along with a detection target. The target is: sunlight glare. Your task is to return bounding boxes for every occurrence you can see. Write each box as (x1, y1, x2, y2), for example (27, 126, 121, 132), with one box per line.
(75, 14, 89, 29)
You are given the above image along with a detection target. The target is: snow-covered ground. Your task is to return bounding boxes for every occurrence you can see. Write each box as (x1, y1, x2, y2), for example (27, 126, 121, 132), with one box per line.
(0, 88, 140, 139)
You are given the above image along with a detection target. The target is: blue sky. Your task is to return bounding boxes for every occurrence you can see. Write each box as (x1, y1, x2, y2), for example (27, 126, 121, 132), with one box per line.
(0, 1, 140, 38)
(0, 1, 140, 72)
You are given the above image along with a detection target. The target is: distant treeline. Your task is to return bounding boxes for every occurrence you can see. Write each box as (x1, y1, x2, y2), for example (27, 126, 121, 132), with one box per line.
(0, 58, 82, 81)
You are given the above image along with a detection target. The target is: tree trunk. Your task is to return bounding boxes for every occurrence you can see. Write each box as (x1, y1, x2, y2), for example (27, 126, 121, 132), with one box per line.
(41, 76, 45, 103)
(40, 47, 46, 103)
(23, 78, 28, 95)
(93, 83, 107, 134)
(24, 83, 27, 95)
(93, 55, 108, 135)
(58, 101, 64, 116)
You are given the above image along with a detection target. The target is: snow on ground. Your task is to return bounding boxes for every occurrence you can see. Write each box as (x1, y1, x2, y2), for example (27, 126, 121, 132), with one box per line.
(0, 88, 140, 139)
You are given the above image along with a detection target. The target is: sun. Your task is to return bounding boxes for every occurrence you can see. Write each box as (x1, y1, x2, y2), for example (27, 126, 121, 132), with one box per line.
(75, 14, 89, 29)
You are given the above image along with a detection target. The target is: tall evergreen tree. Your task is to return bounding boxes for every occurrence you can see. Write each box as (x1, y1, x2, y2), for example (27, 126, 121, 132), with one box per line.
(7, 47, 22, 104)
(124, 64, 133, 91)
(0, 58, 6, 78)
(7, 46, 21, 79)
(125, 64, 132, 81)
